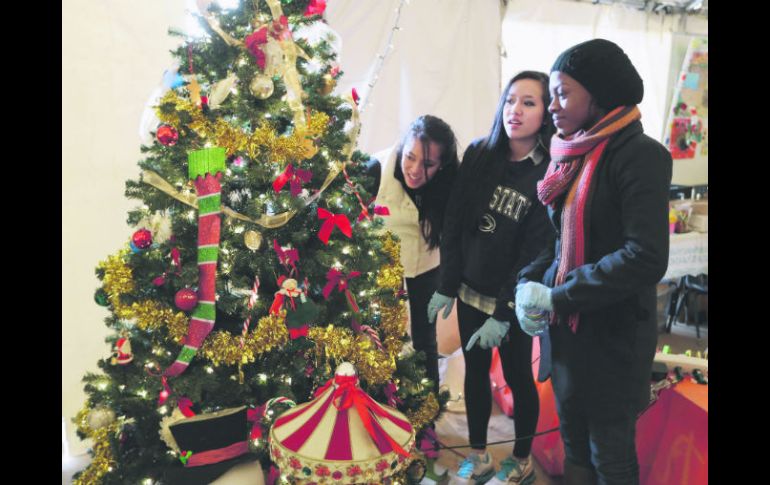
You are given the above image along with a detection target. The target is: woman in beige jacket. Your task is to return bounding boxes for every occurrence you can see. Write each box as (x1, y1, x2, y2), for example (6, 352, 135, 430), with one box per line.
(366, 115, 459, 391)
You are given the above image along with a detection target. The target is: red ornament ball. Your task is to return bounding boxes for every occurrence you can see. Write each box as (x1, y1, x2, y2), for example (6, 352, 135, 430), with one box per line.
(175, 288, 199, 311)
(157, 125, 179, 146)
(131, 229, 153, 250)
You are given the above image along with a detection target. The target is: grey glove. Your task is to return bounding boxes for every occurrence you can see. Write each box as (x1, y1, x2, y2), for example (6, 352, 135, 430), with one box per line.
(515, 282, 554, 312)
(427, 292, 455, 323)
(466, 317, 510, 350)
(515, 304, 549, 337)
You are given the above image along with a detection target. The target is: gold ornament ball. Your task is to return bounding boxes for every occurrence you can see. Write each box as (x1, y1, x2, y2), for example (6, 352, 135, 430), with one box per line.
(250, 74, 275, 99)
(244, 230, 263, 250)
(319, 74, 336, 95)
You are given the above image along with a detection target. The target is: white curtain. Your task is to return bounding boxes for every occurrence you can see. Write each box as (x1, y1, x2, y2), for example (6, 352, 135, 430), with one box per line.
(502, 0, 707, 145)
(62, 0, 188, 457)
(326, 0, 503, 154)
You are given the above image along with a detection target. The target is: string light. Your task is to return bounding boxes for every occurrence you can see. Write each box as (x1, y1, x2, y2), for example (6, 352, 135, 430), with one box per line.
(359, 0, 408, 115)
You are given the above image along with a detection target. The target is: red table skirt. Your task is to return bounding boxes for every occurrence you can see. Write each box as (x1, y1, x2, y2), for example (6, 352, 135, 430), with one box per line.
(489, 340, 707, 484)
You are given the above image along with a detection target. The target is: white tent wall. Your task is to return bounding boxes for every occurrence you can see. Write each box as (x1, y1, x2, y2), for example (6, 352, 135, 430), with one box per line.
(62, 0, 188, 458)
(326, 0, 503, 154)
(502, 0, 707, 184)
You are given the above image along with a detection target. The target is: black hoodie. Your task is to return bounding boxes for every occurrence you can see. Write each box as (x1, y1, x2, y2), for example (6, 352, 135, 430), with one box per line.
(439, 138, 555, 322)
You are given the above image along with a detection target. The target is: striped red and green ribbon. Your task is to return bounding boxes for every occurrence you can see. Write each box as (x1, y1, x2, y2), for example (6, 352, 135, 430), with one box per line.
(165, 147, 226, 377)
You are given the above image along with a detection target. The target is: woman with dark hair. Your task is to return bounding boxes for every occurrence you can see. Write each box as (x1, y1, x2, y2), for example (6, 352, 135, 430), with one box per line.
(515, 39, 672, 485)
(427, 71, 555, 485)
(367, 114, 459, 393)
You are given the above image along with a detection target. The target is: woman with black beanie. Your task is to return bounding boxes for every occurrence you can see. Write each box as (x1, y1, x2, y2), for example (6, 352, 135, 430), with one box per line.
(515, 39, 673, 485)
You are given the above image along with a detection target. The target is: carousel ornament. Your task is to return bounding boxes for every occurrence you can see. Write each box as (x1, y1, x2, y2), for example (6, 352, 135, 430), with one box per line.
(270, 362, 416, 484)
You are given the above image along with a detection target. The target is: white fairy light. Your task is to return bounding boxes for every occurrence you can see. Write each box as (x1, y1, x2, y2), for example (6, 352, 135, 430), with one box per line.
(359, 0, 408, 115)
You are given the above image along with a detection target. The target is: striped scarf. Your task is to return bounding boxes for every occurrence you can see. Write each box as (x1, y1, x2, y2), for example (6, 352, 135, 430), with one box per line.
(537, 106, 641, 332)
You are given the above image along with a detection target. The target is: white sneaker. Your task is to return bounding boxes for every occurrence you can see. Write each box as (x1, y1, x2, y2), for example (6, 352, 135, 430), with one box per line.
(487, 455, 534, 485)
(453, 451, 495, 484)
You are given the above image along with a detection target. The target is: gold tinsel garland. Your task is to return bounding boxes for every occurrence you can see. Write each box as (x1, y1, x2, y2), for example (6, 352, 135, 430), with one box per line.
(376, 232, 404, 291)
(308, 325, 396, 385)
(406, 392, 440, 432)
(98, 250, 135, 318)
(200, 314, 288, 366)
(73, 406, 120, 485)
(156, 92, 328, 164)
(379, 301, 408, 358)
(96, 248, 407, 381)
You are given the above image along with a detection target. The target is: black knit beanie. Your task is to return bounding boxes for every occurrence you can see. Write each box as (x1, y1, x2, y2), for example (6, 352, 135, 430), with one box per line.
(551, 39, 644, 110)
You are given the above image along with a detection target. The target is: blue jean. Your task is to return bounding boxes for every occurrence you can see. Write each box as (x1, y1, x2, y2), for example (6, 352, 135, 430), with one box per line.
(557, 400, 639, 485)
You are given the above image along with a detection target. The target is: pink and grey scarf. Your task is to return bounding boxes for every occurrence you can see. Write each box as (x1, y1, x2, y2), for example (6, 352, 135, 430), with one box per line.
(537, 105, 641, 332)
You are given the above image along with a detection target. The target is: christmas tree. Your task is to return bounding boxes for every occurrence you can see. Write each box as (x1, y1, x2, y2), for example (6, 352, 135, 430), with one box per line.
(73, 1, 447, 483)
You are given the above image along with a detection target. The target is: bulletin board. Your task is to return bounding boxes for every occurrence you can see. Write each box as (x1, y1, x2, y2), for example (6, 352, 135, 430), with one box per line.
(663, 37, 708, 161)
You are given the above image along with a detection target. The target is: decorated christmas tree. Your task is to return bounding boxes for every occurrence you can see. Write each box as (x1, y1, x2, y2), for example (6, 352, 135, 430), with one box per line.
(73, 1, 447, 483)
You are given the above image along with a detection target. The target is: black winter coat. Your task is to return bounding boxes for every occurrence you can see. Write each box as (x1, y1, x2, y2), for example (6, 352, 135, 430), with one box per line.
(518, 120, 673, 421)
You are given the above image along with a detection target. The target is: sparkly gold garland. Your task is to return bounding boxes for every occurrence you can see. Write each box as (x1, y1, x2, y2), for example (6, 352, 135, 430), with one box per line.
(200, 313, 288, 366)
(73, 406, 120, 485)
(376, 232, 404, 291)
(156, 91, 328, 164)
(98, 253, 406, 380)
(308, 325, 396, 385)
(406, 392, 440, 432)
(98, 250, 135, 319)
(379, 300, 408, 358)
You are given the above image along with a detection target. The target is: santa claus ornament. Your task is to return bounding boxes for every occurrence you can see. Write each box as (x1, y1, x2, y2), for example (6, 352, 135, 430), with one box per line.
(111, 336, 133, 365)
(269, 362, 416, 484)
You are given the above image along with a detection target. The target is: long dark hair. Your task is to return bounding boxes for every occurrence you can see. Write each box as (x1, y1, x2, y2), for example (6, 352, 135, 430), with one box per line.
(460, 71, 555, 225)
(393, 115, 459, 250)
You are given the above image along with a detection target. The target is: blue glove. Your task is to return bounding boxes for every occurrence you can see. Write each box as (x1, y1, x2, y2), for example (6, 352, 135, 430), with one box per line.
(427, 292, 455, 323)
(515, 282, 554, 312)
(466, 317, 510, 350)
(515, 304, 549, 337)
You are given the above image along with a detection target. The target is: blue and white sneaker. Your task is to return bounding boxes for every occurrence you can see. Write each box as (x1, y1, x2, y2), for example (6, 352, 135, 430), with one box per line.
(453, 451, 495, 484)
(487, 455, 534, 485)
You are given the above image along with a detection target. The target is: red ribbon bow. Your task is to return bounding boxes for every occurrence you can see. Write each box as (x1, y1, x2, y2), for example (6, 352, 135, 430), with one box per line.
(273, 239, 299, 274)
(270, 16, 291, 41)
(245, 27, 269, 70)
(273, 163, 313, 197)
(323, 268, 361, 312)
(383, 381, 403, 407)
(352, 88, 360, 105)
(318, 375, 410, 457)
(317, 208, 352, 244)
(358, 204, 390, 222)
(288, 325, 309, 339)
(177, 397, 196, 418)
(304, 0, 327, 17)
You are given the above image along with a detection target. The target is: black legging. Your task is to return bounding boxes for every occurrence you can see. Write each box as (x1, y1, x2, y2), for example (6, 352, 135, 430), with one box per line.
(404, 267, 441, 393)
(457, 298, 539, 458)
